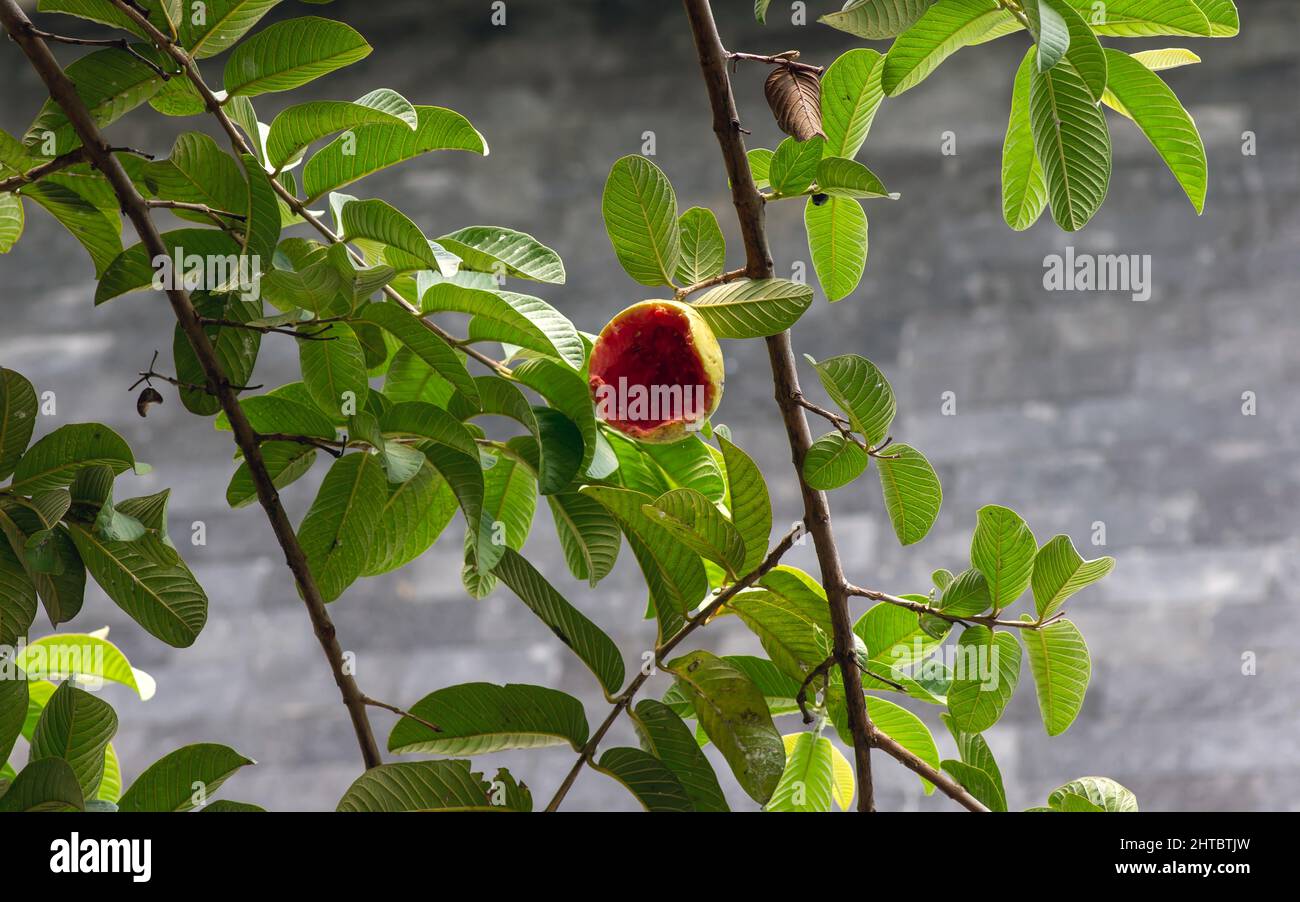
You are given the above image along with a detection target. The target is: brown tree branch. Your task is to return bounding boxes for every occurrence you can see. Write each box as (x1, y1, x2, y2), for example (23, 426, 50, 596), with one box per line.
(0, 0, 383, 770)
(871, 727, 990, 812)
(674, 265, 748, 299)
(681, 0, 878, 811)
(545, 525, 802, 812)
(846, 584, 1066, 630)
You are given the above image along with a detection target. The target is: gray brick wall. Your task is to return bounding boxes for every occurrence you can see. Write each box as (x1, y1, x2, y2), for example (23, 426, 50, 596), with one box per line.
(1, 0, 1296, 811)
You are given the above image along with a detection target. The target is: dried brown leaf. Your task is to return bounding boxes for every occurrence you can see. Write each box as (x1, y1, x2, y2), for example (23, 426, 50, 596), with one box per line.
(764, 65, 825, 142)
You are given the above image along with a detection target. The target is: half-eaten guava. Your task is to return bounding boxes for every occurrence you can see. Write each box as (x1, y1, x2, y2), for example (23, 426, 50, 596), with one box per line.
(588, 299, 724, 444)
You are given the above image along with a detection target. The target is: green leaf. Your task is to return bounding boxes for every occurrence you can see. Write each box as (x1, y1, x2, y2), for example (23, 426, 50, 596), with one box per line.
(865, 695, 940, 794)
(768, 733, 835, 812)
(1003, 48, 1049, 231)
(0, 192, 24, 253)
(580, 485, 706, 642)
(29, 681, 117, 797)
(718, 436, 771, 573)
(769, 135, 824, 197)
(940, 567, 992, 616)
(1190, 0, 1239, 36)
(971, 504, 1037, 611)
(142, 132, 246, 226)
(806, 353, 895, 445)
(804, 195, 867, 301)
(266, 89, 417, 170)
(66, 524, 207, 647)
(946, 626, 1021, 733)
(0, 676, 29, 769)
(224, 16, 371, 96)
(819, 0, 936, 40)
(1042, 0, 1108, 99)
(1031, 534, 1114, 619)
(421, 283, 584, 370)
(357, 301, 479, 405)
(665, 650, 785, 804)
(36, 0, 150, 39)
(0, 502, 85, 628)
(118, 743, 255, 812)
(1100, 49, 1207, 214)
(216, 392, 339, 439)
(1030, 58, 1112, 231)
(1061, 0, 1211, 37)
(463, 452, 537, 595)
(690, 277, 813, 339)
(941, 758, 1008, 810)
(339, 197, 444, 274)
(748, 148, 774, 190)
(337, 760, 531, 812)
(0, 368, 38, 481)
(1029, 0, 1071, 72)
(23, 47, 164, 155)
(362, 459, 457, 577)
(875, 443, 941, 546)
(601, 155, 680, 287)
(95, 228, 242, 304)
(881, 0, 1006, 96)
(674, 207, 726, 286)
(0, 757, 83, 811)
(728, 586, 833, 684)
(630, 699, 728, 812)
(0, 533, 38, 646)
(387, 682, 588, 755)
(226, 441, 316, 509)
(802, 432, 868, 491)
(14, 632, 155, 699)
(546, 491, 620, 587)
(296, 452, 386, 602)
(298, 323, 369, 418)
(10, 423, 133, 495)
(513, 356, 599, 473)
(645, 487, 746, 579)
(1022, 617, 1091, 735)
(856, 600, 944, 666)
(820, 48, 886, 159)
(643, 437, 725, 504)
(815, 157, 896, 200)
(174, 295, 261, 417)
(941, 711, 1008, 810)
(436, 226, 566, 285)
(1048, 775, 1138, 811)
(755, 0, 774, 24)
(492, 548, 625, 695)
(21, 179, 123, 277)
(302, 105, 487, 203)
(594, 747, 695, 811)
(180, 0, 282, 59)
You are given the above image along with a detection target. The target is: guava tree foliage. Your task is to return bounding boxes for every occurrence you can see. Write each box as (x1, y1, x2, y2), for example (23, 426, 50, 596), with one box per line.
(0, 0, 1233, 814)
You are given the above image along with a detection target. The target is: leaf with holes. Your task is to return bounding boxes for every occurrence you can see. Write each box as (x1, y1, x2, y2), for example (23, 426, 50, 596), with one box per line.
(665, 650, 785, 805)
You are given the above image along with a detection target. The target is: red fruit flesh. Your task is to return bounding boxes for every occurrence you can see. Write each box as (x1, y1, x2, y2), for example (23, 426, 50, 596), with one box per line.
(589, 303, 715, 437)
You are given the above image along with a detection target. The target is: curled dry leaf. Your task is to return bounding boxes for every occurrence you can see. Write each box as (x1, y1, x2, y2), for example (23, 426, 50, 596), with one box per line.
(764, 65, 825, 142)
(136, 386, 164, 418)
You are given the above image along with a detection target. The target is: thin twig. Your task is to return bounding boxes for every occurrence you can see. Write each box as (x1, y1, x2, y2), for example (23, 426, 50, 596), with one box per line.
(145, 198, 245, 221)
(683, 0, 878, 811)
(674, 265, 748, 299)
(129, 350, 261, 395)
(793, 392, 901, 459)
(796, 655, 836, 725)
(254, 432, 348, 458)
(362, 696, 442, 734)
(21, 21, 172, 77)
(845, 584, 1065, 631)
(198, 317, 338, 340)
(0, 0, 385, 770)
(725, 49, 824, 75)
(545, 525, 802, 812)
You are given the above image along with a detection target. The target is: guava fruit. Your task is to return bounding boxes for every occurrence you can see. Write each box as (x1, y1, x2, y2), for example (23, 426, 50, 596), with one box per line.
(588, 299, 724, 444)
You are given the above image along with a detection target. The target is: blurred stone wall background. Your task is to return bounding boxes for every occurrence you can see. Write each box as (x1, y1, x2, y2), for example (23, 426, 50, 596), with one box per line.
(1, 0, 1297, 811)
